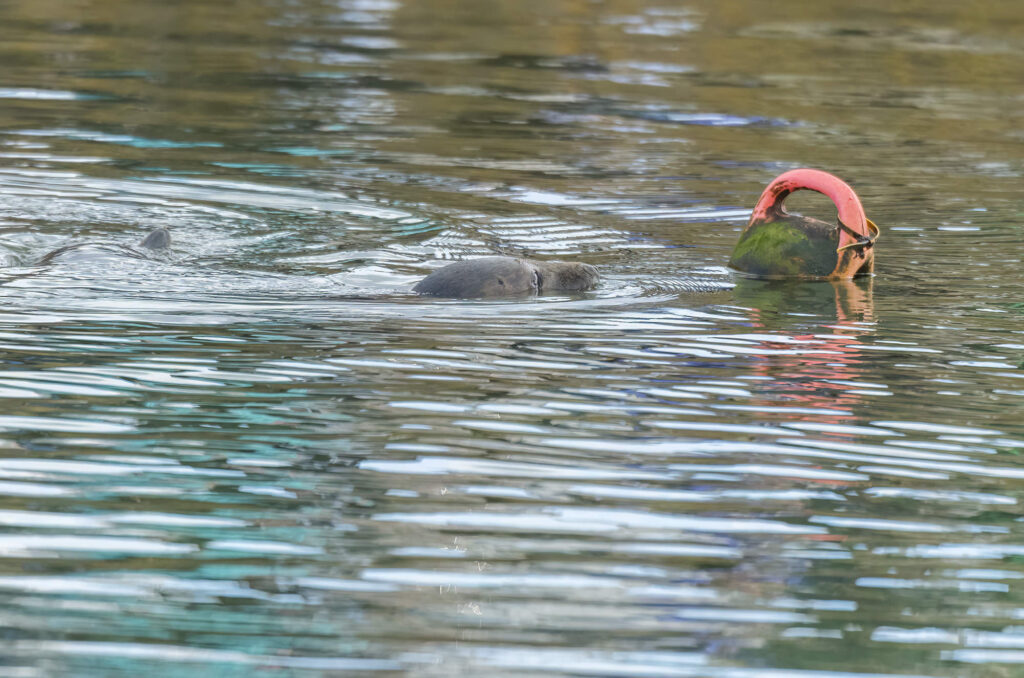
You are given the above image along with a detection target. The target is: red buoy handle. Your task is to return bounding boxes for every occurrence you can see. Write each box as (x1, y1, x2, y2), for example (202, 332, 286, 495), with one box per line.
(748, 169, 871, 252)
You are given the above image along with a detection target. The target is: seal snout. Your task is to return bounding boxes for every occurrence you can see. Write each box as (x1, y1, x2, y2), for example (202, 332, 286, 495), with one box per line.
(535, 261, 599, 292)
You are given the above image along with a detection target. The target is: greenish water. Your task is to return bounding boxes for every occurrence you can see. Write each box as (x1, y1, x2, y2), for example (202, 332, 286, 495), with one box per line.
(0, 0, 1022, 676)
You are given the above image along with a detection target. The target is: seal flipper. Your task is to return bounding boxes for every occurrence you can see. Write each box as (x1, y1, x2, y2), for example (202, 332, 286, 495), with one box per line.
(139, 228, 171, 250)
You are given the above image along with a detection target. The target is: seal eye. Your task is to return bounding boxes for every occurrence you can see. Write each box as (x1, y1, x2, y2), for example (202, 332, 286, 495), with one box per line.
(497, 278, 505, 286)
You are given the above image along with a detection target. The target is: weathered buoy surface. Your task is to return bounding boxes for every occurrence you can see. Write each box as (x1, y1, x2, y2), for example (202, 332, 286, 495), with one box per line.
(729, 169, 878, 280)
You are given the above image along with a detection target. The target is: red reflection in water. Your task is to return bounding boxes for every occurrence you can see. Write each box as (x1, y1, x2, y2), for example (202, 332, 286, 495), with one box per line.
(745, 280, 875, 485)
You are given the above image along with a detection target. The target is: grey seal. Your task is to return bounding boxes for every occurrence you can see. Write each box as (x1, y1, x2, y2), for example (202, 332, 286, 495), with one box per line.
(139, 227, 171, 250)
(38, 227, 172, 265)
(413, 257, 599, 298)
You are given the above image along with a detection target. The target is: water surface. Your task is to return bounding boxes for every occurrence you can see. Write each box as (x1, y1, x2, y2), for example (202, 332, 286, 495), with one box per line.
(0, 0, 1023, 676)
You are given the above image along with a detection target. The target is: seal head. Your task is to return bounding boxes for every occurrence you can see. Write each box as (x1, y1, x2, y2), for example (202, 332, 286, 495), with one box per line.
(413, 257, 598, 298)
(139, 228, 172, 250)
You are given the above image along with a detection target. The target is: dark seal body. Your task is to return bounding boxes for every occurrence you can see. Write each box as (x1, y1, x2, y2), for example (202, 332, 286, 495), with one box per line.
(413, 257, 599, 298)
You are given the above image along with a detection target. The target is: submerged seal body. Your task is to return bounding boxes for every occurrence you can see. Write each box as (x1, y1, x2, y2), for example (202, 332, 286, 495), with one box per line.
(37, 228, 171, 266)
(413, 257, 599, 298)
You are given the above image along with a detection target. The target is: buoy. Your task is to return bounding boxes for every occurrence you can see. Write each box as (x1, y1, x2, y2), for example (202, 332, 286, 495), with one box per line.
(729, 169, 878, 279)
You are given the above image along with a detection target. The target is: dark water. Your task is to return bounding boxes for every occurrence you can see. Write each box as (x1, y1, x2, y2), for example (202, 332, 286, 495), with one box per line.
(0, 0, 1022, 675)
